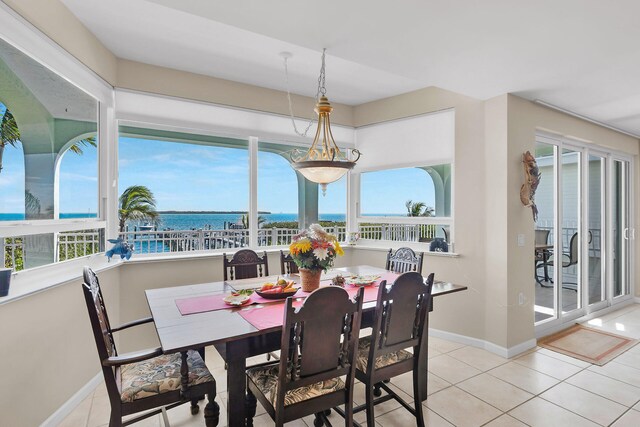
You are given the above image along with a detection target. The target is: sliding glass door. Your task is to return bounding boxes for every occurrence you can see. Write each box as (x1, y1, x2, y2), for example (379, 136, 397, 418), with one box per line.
(534, 135, 633, 328)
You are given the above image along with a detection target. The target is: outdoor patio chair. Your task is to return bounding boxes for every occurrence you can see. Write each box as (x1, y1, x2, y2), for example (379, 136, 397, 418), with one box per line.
(540, 232, 579, 291)
(385, 247, 424, 274)
(340, 271, 434, 427)
(223, 249, 269, 281)
(245, 286, 364, 427)
(82, 267, 220, 427)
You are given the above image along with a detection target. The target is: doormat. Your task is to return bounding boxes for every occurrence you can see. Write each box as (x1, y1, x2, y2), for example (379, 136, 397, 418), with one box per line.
(538, 324, 638, 366)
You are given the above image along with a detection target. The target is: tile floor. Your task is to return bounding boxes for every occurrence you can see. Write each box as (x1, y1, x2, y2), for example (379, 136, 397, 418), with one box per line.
(59, 304, 640, 427)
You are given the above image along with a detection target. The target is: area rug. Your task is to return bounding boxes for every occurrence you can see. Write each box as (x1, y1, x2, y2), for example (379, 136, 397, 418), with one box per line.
(538, 324, 638, 366)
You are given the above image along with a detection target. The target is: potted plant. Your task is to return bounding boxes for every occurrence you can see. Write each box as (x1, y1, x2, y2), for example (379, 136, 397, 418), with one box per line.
(289, 224, 344, 292)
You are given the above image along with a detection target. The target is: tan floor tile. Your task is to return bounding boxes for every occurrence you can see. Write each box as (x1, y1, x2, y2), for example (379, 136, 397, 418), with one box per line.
(535, 347, 591, 368)
(588, 361, 640, 387)
(205, 346, 226, 369)
(509, 397, 599, 427)
(447, 346, 508, 371)
(251, 412, 307, 426)
(428, 336, 466, 353)
(635, 401, 640, 410)
(483, 414, 528, 427)
(612, 409, 640, 427)
(165, 403, 213, 427)
(540, 382, 627, 426)
(388, 371, 451, 397)
(87, 393, 112, 427)
(612, 347, 640, 369)
(375, 406, 454, 427)
(428, 348, 443, 359)
(513, 351, 584, 380)
(428, 354, 482, 384)
(58, 394, 92, 427)
(425, 386, 501, 427)
(122, 412, 161, 427)
(488, 362, 559, 394)
(353, 384, 411, 424)
(457, 373, 534, 412)
(565, 369, 640, 407)
(211, 366, 227, 393)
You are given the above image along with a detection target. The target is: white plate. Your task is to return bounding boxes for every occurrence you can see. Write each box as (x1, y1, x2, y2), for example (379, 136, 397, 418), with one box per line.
(345, 275, 381, 286)
(223, 294, 251, 306)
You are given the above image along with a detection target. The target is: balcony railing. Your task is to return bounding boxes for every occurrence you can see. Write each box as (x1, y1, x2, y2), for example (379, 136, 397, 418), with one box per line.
(2, 229, 103, 271)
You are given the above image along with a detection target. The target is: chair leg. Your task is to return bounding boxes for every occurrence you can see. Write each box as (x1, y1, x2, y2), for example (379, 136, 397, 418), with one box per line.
(190, 398, 200, 415)
(245, 388, 257, 427)
(373, 382, 383, 397)
(365, 383, 376, 427)
(108, 414, 122, 427)
(204, 391, 220, 427)
(412, 370, 426, 427)
(314, 413, 325, 427)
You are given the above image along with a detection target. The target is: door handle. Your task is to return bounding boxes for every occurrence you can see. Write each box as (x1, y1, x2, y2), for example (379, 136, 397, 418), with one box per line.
(623, 228, 629, 240)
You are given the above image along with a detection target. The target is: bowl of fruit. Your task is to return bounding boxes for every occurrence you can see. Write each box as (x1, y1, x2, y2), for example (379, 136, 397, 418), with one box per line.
(255, 278, 298, 299)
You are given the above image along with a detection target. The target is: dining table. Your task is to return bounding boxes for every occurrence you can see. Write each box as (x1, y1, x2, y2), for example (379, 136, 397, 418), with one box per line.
(145, 265, 467, 427)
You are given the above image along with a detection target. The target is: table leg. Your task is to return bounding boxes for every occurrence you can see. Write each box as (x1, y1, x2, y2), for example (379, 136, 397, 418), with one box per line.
(226, 341, 248, 427)
(180, 351, 190, 398)
(419, 308, 431, 401)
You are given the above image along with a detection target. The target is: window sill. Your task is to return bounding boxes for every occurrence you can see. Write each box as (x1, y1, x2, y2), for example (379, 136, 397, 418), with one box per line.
(349, 241, 460, 257)
(0, 255, 121, 306)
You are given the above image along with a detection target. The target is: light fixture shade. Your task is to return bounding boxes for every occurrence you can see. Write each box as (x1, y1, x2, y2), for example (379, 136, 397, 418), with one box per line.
(290, 96, 360, 194)
(292, 161, 355, 184)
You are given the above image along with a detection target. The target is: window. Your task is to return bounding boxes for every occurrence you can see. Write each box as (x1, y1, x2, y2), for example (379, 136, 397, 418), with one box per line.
(1, 37, 102, 271)
(357, 164, 452, 248)
(118, 126, 250, 253)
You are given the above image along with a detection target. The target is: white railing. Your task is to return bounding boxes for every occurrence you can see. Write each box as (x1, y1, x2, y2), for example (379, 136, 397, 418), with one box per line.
(2, 237, 23, 270)
(3, 229, 104, 271)
(57, 230, 102, 262)
(358, 223, 441, 242)
(119, 229, 251, 254)
(537, 220, 602, 258)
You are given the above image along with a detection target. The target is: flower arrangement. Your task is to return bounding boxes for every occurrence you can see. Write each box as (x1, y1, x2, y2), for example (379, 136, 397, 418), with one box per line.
(289, 224, 344, 272)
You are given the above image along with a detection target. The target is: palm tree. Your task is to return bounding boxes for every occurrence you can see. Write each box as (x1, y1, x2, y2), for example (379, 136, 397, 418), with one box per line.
(0, 106, 97, 173)
(0, 109, 20, 173)
(240, 213, 266, 229)
(405, 200, 435, 217)
(118, 185, 159, 232)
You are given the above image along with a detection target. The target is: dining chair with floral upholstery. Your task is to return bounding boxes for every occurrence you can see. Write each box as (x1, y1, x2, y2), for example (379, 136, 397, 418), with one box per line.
(348, 271, 434, 427)
(82, 267, 220, 427)
(385, 247, 424, 274)
(245, 286, 364, 427)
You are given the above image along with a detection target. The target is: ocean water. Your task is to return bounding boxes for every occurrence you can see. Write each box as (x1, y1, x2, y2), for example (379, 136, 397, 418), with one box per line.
(0, 212, 345, 230)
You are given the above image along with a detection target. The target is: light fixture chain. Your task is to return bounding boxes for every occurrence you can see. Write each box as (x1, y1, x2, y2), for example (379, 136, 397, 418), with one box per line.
(283, 56, 315, 137)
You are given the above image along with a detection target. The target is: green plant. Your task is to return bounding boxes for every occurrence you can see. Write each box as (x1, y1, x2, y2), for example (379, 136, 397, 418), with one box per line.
(118, 185, 160, 232)
(405, 200, 434, 217)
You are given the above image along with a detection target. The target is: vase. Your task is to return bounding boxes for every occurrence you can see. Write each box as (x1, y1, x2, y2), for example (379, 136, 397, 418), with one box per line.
(299, 268, 322, 292)
(0, 268, 12, 297)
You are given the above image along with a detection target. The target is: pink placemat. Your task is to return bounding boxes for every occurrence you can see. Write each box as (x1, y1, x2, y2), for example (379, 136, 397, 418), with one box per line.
(176, 293, 289, 315)
(238, 272, 399, 330)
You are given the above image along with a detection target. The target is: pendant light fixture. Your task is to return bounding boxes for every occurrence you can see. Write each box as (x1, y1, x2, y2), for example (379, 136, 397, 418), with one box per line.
(283, 49, 360, 195)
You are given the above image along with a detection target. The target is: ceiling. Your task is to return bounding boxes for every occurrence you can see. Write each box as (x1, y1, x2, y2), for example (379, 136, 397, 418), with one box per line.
(61, 0, 640, 136)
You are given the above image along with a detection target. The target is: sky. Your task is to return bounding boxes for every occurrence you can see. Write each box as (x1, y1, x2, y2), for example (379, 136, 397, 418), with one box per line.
(1, 109, 436, 215)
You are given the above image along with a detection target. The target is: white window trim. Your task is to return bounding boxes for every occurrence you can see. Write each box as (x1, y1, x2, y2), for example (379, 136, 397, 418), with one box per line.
(0, 4, 116, 281)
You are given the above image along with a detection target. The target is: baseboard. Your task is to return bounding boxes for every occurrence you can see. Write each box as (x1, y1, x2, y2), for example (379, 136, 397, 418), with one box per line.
(41, 372, 102, 427)
(429, 328, 536, 359)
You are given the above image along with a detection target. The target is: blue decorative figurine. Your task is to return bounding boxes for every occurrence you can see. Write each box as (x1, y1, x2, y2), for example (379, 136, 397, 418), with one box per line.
(106, 238, 133, 261)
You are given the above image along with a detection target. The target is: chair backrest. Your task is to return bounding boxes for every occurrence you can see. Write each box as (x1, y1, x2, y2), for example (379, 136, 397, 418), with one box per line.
(442, 227, 449, 243)
(223, 249, 269, 281)
(385, 247, 424, 274)
(280, 250, 299, 275)
(82, 267, 119, 396)
(568, 232, 579, 266)
(365, 272, 434, 373)
(535, 229, 550, 245)
(277, 286, 364, 404)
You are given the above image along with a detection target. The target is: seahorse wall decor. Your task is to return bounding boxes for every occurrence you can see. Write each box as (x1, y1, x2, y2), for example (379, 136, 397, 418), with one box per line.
(520, 151, 541, 221)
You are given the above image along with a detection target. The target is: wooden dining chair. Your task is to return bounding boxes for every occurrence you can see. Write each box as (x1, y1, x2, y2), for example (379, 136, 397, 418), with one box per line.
(385, 247, 424, 274)
(82, 267, 220, 427)
(245, 286, 365, 427)
(223, 249, 269, 281)
(280, 250, 299, 275)
(349, 271, 434, 427)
